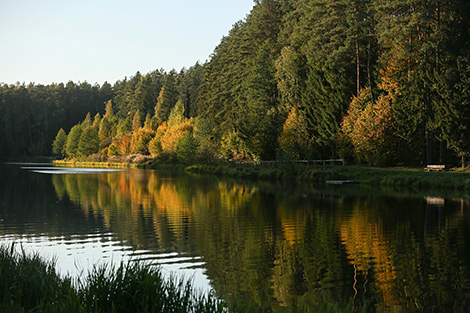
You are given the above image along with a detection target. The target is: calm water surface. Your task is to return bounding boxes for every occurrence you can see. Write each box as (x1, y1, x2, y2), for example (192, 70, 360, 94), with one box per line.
(1, 163, 470, 312)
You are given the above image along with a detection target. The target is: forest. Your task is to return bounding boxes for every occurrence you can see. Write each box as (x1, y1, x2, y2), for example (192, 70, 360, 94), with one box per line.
(1, 0, 470, 167)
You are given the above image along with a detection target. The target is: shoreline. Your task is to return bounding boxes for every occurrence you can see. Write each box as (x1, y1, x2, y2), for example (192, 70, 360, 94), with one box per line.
(47, 156, 470, 192)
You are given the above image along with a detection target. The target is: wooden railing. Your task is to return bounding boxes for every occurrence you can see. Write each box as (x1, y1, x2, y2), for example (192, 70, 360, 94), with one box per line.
(230, 159, 345, 166)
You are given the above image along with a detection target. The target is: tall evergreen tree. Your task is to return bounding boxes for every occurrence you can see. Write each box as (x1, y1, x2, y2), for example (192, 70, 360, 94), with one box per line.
(243, 40, 280, 160)
(132, 110, 142, 132)
(98, 117, 112, 142)
(154, 70, 178, 123)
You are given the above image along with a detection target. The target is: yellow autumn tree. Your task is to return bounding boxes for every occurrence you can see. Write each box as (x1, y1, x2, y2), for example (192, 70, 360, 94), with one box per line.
(161, 119, 194, 155)
(149, 100, 196, 161)
(278, 106, 311, 159)
(149, 122, 168, 158)
(341, 70, 399, 165)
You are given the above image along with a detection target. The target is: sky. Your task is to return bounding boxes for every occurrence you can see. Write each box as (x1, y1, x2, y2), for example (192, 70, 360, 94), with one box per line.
(0, 0, 255, 86)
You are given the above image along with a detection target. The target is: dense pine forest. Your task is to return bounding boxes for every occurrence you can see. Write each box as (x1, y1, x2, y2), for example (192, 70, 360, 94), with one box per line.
(2, 0, 470, 167)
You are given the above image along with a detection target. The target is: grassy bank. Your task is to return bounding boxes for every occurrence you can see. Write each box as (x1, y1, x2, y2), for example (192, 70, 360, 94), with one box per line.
(334, 166, 470, 190)
(0, 244, 365, 313)
(185, 163, 337, 183)
(186, 163, 470, 191)
(51, 155, 470, 191)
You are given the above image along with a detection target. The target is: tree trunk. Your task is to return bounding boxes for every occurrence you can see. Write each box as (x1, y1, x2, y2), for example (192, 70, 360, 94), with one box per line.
(426, 129, 434, 165)
(356, 36, 360, 97)
(367, 40, 374, 103)
(439, 139, 445, 165)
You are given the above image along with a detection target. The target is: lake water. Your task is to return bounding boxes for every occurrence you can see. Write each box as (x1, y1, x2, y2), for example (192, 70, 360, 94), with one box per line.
(1, 163, 470, 312)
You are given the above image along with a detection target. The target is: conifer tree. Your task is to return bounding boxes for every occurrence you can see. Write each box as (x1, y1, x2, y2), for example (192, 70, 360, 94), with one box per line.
(98, 117, 112, 142)
(104, 100, 115, 120)
(132, 110, 142, 132)
(82, 112, 92, 128)
(244, 40, 280, 160)
(92, 113, 101, 129)
(154, 70, 178, 123)
(143, 113, 153, 130)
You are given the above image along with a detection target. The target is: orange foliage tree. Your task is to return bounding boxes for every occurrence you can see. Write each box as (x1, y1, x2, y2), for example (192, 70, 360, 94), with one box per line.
(340, 70, 399, 165)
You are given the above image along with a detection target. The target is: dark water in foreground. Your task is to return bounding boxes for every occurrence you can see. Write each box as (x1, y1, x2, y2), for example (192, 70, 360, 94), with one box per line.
(1, 163, 470, 312)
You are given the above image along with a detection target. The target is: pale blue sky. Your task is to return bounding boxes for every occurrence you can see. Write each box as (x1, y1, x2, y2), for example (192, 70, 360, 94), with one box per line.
(0, 0, 254, 85)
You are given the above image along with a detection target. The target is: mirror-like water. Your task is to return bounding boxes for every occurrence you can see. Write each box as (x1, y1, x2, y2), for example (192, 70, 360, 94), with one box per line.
(1, 163, 470, 312)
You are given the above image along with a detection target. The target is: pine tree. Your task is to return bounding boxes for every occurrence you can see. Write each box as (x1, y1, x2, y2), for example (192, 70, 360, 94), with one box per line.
(92, 113, 101, 129)
(82, 112, 92, 128)
(98, 117, 112, 142)
(154, 70, 178, 123)
(104, 100, 115, 120)
(244, 40, 280, 160)
(132, 110, 142, 132)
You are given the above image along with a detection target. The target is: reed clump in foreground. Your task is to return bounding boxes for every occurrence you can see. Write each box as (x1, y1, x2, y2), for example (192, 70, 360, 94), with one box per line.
(0, 245, 368, 313)
(0, 244, 224, 313)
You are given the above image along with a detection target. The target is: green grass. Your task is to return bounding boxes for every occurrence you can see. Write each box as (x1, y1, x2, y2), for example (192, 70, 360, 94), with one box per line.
(333, 166, 470, 190)
(186, 163, 470, 191)
(185, 163, 338, 182)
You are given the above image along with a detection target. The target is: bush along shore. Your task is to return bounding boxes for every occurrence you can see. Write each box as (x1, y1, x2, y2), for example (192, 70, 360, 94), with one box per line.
(0, 244, 367, 313)
(51, 155, 470, 191)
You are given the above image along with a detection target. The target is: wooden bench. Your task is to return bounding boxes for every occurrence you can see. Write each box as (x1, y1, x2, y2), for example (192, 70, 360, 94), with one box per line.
(426, 165, 446, 172)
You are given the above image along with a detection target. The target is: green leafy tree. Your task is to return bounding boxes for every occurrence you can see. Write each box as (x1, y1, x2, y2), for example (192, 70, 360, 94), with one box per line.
(176, 132, 197, 163)
(64, 124, 83, 158)
(52, 128, 67, 156)
(78, 126, 99, 157)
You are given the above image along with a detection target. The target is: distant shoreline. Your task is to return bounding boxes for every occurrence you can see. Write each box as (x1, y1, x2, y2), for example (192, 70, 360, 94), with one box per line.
(44, 156, 470, 192)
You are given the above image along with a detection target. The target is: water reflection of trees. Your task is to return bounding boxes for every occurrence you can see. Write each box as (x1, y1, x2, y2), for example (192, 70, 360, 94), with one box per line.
(0, 165, 104, 237)
(51, 170, 470, 311)
(339, 197, 470, 312)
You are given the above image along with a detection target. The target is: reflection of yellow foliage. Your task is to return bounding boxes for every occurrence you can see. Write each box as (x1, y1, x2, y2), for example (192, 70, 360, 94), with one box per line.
(339, 204, 397, 304)
(51, 170, 262, 251)
(272, 240, 305, 307)
(278, 205, 305, 246)
(217, 183, 256, 214)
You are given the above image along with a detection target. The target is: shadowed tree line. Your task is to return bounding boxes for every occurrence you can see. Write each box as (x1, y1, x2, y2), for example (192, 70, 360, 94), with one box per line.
(2, 0, 470, 167)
